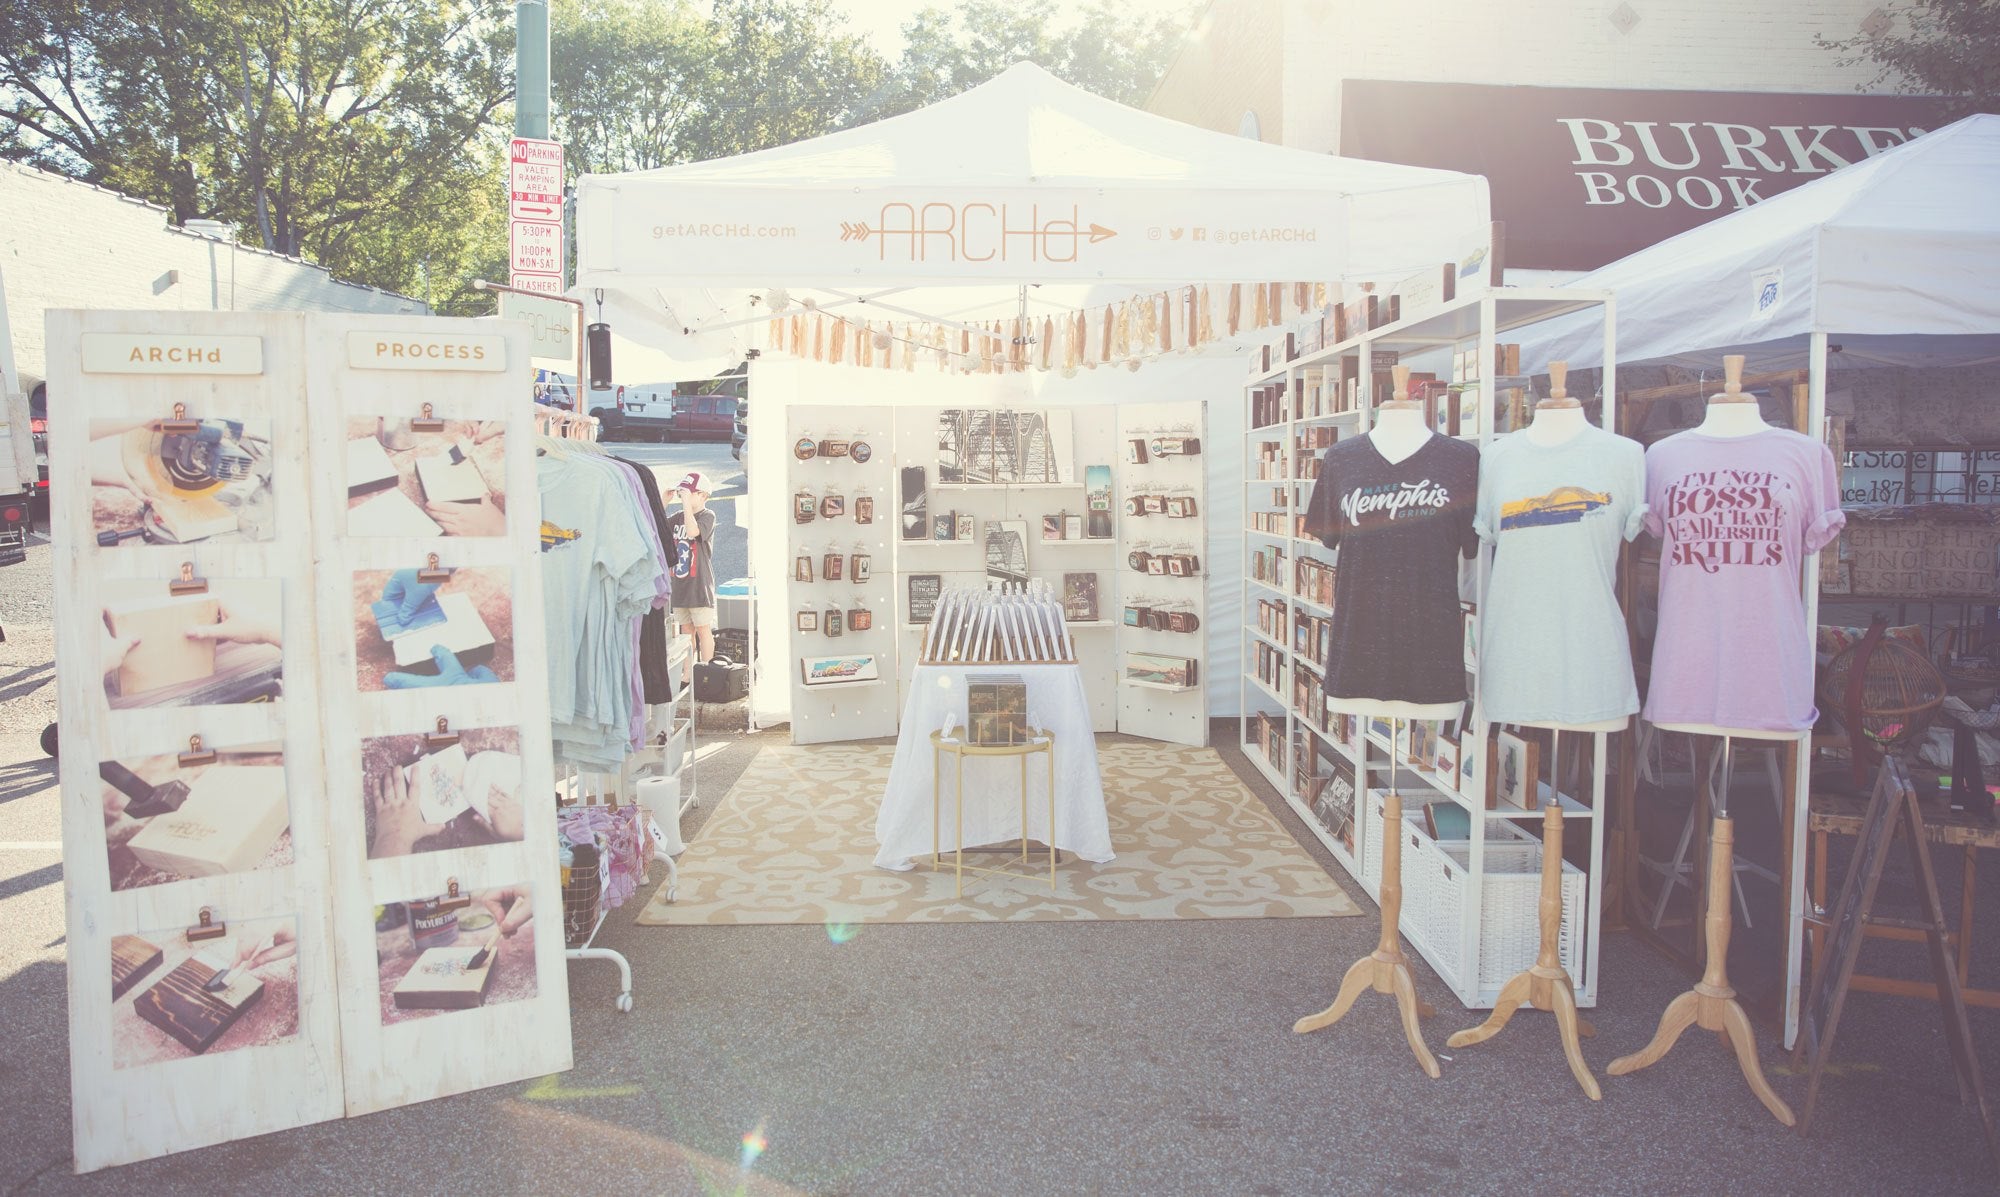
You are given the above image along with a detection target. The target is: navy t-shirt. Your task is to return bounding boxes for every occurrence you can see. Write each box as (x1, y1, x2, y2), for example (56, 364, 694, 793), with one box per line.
(1302, 434, 1479, 704)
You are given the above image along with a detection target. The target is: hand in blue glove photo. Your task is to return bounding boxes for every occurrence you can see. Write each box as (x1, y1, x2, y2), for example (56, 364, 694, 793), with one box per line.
(384, 644, 499, 690)
(380, 569, 441, 624)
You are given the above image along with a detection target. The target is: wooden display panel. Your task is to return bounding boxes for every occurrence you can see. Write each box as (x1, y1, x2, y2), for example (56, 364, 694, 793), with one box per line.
(48, 311, 346, 1172)
(1116, 401, 1209, 746)
(301, 314, 570, 1117)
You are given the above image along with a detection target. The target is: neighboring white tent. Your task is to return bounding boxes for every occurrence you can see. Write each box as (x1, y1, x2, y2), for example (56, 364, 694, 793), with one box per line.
(1527, 113, 2000, 372)
(574, 63, 1492, 376)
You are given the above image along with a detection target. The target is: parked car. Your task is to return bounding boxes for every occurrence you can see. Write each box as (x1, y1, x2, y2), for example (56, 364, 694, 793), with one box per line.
(732, 399, 747, 460)
(588, 389, 739, 443)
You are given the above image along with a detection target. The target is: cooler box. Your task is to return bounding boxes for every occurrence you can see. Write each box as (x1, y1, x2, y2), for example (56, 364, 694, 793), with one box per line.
(717, 577, 755, 632)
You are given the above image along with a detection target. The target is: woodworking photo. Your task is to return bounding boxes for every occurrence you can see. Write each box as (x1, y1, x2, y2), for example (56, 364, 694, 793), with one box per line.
(351, 565, 513, 691)
(112, 915, 301, 1070)
(361, 726, 524, 859)
(99, 745, 291, 891)
(346, 416, 507, 538)
(89, 415, 275, 548)
(100, 578, 285, 709)
(374, 881, 537, 1025)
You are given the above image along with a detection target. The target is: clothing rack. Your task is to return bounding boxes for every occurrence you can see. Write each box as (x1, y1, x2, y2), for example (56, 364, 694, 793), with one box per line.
(534, 403, 601, 441)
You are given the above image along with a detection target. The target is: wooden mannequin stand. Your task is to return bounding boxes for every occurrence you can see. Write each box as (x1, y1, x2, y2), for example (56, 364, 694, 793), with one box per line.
(1607, 737, 1795, 1125)
(1447, 797, 1601, 1099)
(1295, 718, 1441, 1078)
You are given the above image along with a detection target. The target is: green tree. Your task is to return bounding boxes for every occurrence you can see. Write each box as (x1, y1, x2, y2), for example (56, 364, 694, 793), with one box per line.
(1820, 0, 2000, 118)
(0, 0, 516, 311)
(871, 0, 1196, 118)
(551, 0, 884, 174)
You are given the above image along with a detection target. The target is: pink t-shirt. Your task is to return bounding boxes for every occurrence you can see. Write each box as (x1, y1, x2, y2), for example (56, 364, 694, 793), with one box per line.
(1642, 427, 1845, 733)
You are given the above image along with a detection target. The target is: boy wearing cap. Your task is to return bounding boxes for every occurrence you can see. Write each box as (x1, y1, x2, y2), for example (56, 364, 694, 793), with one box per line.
(667, 471, 718, 678)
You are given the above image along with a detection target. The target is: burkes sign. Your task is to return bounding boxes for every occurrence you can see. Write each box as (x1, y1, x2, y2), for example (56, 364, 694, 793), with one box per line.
(1340, 80, 1950, 271)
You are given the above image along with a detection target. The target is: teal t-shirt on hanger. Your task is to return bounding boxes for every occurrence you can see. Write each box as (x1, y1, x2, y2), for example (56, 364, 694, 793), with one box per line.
(1474, 423, 1648, 726)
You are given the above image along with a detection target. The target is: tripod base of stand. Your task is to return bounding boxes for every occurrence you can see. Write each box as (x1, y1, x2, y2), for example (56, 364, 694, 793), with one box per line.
(1448, 965, 1601, 1099)
(1608, 981, 1794, 1126)
(1294, 948, 1441, 1079)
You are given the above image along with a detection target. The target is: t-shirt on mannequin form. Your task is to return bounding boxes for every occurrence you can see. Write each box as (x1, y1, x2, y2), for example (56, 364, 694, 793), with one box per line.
(1641, 355, 1845, 741)
(1294, 365, 1478, 1080)
(1303, 367, 1480, 722)
(1476, 361, 1647, 734)
(1608, 355, 1839, 1128)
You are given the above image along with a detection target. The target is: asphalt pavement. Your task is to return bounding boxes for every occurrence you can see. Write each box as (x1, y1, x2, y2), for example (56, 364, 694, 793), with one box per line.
(3, 493, 2000, 1191)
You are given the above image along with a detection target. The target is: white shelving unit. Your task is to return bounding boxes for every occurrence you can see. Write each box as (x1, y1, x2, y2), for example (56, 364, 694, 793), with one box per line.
(1237, 288, 1617, 1009)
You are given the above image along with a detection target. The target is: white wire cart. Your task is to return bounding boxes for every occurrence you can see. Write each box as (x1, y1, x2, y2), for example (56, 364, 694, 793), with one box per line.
(556, 633, 699, 1011)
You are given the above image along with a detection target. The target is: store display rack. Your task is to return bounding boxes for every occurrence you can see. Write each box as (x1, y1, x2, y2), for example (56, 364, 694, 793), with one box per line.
(1236, 288, 1616, 1008)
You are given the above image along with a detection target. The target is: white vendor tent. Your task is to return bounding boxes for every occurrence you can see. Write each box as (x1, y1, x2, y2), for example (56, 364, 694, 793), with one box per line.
(1526, 113, 2000, 372)
(570, 62, 1496, 726)
(573, 62, 1491, 376)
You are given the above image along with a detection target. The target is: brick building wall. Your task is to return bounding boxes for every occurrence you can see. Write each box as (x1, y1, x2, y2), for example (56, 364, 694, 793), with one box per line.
(2, 161, 424, 384)
(1146, 0, 1288, 145)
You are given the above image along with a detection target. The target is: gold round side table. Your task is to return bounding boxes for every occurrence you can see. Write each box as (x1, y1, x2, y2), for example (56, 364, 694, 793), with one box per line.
(930, 728, 1057, 897)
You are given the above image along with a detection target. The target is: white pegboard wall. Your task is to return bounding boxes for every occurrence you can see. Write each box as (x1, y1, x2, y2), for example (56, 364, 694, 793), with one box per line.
(1115, 400, 1209, 747)
(787, 406, 898, 745)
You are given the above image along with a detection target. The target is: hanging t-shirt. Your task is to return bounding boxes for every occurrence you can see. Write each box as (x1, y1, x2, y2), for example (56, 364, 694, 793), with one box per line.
(666, 509, 717, 609)
(1642, 427, 1845, 733)
(1303, 433, 1479, 704)
(1475, 424, 1648, 725)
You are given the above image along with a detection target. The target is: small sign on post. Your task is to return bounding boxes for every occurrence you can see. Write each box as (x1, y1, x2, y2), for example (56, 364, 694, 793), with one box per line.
(508, 137, 565, 296)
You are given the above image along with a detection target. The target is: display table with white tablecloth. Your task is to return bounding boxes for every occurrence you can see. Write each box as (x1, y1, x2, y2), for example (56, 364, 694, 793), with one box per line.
(873, 662, 1115, 870)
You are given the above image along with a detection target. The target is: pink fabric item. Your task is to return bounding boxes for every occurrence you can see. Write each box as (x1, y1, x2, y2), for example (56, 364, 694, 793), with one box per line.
(1642, 427, 1846, 733)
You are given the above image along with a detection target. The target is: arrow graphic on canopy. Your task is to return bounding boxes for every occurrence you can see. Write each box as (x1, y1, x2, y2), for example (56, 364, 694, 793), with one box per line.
(1087, 224, 1117, 243)
(840, 222, 874, 242)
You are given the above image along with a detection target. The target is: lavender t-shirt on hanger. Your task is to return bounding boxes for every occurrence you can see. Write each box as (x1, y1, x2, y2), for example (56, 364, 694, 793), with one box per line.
(1642, 427, 1845, 733)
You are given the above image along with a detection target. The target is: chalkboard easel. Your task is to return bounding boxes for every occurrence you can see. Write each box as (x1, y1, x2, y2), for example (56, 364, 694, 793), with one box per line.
(1794, 755, 1998, 1168)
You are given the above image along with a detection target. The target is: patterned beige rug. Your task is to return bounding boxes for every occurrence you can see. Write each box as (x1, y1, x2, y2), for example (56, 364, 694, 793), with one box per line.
(634, 741, 1360, 925)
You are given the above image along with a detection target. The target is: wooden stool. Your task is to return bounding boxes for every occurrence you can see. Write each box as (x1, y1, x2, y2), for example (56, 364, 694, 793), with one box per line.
(1294, 783, 1440, 1078)
(1447, 800, 1601, 1099)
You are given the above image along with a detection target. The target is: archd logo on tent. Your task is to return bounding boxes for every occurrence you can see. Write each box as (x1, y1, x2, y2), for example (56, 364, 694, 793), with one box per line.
(838, 202, 1116, 266)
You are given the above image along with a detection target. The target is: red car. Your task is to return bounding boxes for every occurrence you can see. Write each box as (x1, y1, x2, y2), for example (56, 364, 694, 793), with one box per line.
(589, 390, 739, 443)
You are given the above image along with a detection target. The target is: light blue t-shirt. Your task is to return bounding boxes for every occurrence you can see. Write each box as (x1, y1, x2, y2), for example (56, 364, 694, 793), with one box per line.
(1474, 424, 1648, 726)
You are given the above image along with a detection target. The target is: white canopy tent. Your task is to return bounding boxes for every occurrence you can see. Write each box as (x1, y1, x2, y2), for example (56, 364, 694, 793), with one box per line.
(574, 62, 1492, 376)
(1525, 113, 2000, 373)
(570, 62, 1495, 726)
(1518, 114, 2000, 1051)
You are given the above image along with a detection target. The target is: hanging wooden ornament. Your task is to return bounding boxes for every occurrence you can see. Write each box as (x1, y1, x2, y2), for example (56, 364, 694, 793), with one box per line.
(1227, 284, 1242, 335)
(1295, 282, 1311, 313)
(1040, 317, 1054, 370)
(1160, 292, 1174, 352)
(1251, 282, 1267, 330)
(1099, 306, 1114, 363)
(1186, 286, 1199, 348)
(1267, 282, 1283, 326)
